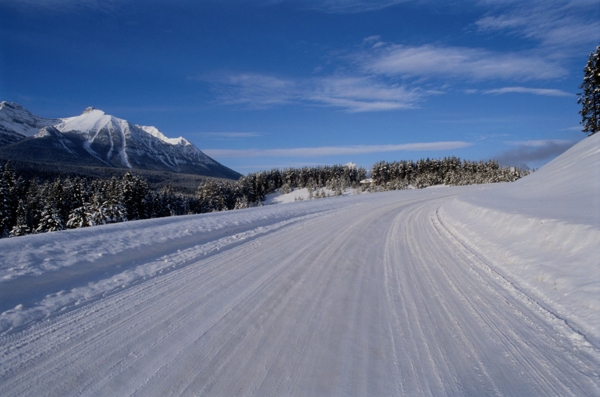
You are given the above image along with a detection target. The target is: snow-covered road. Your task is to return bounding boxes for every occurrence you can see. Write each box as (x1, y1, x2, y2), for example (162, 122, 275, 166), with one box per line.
(1, 187, 599, 396)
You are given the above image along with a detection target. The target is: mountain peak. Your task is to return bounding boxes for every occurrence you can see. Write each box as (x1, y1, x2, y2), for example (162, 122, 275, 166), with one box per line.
(0, 101, 23, 109)
(82, 107, 104, 115)
(0, 101, 28, 112)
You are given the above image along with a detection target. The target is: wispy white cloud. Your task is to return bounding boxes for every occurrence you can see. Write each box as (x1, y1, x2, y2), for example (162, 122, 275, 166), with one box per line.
(495, 139, 577, 166)
(359, 44, 567, 81)
(505, 139, 574, 147)
(208, 73, 298, 108)
(273, 0, 413, 13)
(475, 0, 600, 50)
(310, 77, 425, 111)
(204, 141, 472, 158)
(471, 86, 573, 97)
(200, 73, 428, 112)
(432, 116, 514, 125)
(197, 132, 263, 139)
(0, 0, 122, 12)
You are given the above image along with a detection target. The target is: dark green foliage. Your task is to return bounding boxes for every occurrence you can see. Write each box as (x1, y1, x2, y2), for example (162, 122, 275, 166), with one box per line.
(35, 202, 65, 233)
(0, 165, 204, 237)
(120, 172, 150, 220)
(241, 164, 368, 198)
(369, 157, 528, 191)
(578, 44, 600, 136)
(0, 158, 221, 195)
(0, 162, 21, 237)
(9, 200, 30, 237)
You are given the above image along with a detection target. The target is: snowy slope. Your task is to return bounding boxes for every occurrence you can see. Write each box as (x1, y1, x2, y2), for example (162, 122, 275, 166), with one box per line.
(0, 102, 241, 179)
(455, 131, 600, 226)
(441, 133, 600, 344)
(0, 135, 599, 395)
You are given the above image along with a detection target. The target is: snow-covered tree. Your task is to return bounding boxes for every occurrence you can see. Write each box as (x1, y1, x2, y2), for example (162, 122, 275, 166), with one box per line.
(87, 198, 128, 226)
(234, 195, 250, 209)
(35, 202, 64, 233)
(66, 204, 93, 229)
(120, 172, 150, 220)
(0, 162, 19, 236)
(578, 44, 600, 135)
(9, 200, 31, 237)
(196, 180, 227, 213)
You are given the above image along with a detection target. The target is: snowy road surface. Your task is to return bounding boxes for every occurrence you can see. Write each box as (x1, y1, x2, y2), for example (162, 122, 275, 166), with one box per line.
(1, 187, 599, 396)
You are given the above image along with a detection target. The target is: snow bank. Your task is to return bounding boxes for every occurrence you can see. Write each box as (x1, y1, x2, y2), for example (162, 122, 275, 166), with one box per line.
(441, 133, 600, 343)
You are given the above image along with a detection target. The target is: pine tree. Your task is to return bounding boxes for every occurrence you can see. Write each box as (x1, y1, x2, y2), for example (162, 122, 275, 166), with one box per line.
(66, 204, 92, 229)
(0, 162, 19, 236)
(234, 195, 250, 209)
(9, 200, 31, 237)
(578, 44, 600, 135)
(120, 172, 149, 220)
(35, 202, 64, 233)
(197, 180, 227, 213)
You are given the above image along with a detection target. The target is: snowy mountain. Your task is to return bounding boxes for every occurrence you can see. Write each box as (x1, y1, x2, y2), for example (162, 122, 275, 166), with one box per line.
(0, 102, 241, 179)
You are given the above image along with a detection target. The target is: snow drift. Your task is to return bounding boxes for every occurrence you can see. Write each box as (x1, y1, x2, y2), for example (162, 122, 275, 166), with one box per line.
(441, 132, 600, 344)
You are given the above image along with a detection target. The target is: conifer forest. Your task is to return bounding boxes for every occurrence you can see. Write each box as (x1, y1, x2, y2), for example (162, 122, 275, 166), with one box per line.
(0, 158, 528, 238)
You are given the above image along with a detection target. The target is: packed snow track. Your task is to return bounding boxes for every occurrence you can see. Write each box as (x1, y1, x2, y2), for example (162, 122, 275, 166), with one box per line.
(1, 188, 599, 396)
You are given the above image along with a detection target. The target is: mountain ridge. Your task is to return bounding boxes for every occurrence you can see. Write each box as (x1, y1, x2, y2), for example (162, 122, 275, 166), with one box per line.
(0, 102, 241, 180)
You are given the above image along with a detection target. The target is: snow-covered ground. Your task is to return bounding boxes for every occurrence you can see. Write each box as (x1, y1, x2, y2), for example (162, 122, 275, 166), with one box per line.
(0, 134, 599, 396)
(263, 185, 361, 204)
(440, 131, 600, 345)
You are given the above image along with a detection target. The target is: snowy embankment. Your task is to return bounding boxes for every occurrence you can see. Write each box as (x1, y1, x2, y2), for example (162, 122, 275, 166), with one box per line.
(441, 132, 600, 344)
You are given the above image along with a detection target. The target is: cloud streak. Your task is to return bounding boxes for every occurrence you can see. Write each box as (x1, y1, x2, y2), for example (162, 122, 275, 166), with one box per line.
(474, 0, 600, 50)
(309, 77, 425, 111)
(196, 132, 263, 139)
(494, 139, 577, 166)
(204, 141, 472, 158)
(0, 0, 122, 12)
(359, 44, 567, 81)
(211, 73, 298, 108)
(472, 87, 573, 97)
(271, 0, 413, 13)
(200, 73, 427, 112)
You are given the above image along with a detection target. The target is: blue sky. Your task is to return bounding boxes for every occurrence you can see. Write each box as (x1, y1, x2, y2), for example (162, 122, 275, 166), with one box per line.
(1, 0, 599, 174)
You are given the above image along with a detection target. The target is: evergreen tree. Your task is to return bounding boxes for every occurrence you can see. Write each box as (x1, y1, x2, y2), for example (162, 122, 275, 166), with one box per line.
(578, 44, 600, 135)
(87, 197, 128, 226)
(234, 195, 250, 209)
(197, 180, 227, 213)
(120, 172, 150, 220)
(0, 162, 21, 236)
(35, 202, 64, 233)
(66, 204, 93, 229)
(9, 200, 31, 237)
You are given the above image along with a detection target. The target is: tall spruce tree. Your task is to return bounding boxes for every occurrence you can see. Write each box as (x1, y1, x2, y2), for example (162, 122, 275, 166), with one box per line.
(35, 202, 65, 233)
(0, 162, 19, 236)
(9, 200, 31, 237)
(578, 44, 600, 135)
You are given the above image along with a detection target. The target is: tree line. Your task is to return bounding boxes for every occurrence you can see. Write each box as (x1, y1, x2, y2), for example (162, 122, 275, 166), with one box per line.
(369, 157, 527, 190)
(0, 159, 527, 238)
